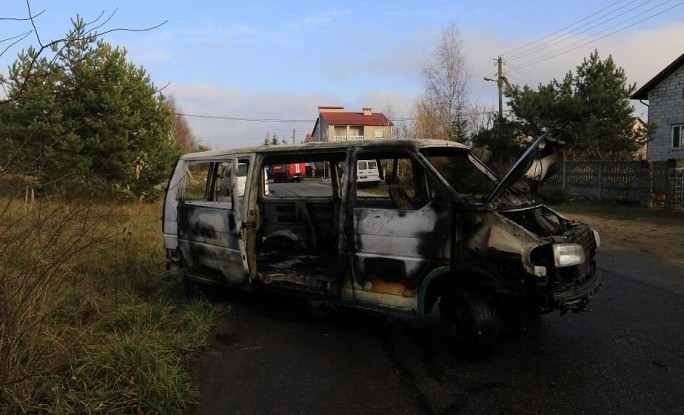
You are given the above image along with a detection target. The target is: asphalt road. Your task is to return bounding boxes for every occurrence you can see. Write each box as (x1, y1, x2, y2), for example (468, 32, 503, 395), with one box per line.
(267, 180, 378, 198)
(190, 244, 684, 415)
(267, 181, 334, 198)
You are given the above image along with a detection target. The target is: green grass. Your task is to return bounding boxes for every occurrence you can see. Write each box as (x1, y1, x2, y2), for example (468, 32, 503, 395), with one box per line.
(0, 199, 222, 415)
(550, 199, 684, 223)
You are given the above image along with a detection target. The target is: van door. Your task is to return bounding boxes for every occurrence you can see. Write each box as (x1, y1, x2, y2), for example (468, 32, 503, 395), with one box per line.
(177, 158, 248, 285)
(234, 156, 256, 280)
(349, 149, 452, 309)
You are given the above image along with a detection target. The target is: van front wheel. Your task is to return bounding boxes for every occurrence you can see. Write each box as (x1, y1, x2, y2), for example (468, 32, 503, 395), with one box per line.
(439, 290, 497, 358)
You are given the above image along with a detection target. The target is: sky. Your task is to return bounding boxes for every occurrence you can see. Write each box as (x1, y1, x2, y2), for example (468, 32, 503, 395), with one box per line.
(2, 0, 683, 149)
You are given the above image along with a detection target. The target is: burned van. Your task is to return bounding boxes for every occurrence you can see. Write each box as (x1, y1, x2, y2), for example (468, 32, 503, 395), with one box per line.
(162, 130, 602, 356)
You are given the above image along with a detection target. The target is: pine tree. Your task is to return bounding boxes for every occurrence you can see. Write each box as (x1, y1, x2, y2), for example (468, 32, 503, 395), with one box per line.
(507, 50, 651, 160)
(0, 16, 179, 198)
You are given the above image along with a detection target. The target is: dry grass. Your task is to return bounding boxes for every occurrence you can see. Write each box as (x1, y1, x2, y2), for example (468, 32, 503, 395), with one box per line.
(553, 200, 684, 272)
(0, 196, 220, 414)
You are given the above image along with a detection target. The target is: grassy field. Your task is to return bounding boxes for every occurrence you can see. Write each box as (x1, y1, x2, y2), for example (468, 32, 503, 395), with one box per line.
(0, 197, 221, 414)
(551, 200, 684, 271)
(551, 199, 684, 222)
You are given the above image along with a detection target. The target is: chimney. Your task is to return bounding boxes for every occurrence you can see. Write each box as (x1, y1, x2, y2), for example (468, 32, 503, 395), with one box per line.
(363, 107, 372, 116)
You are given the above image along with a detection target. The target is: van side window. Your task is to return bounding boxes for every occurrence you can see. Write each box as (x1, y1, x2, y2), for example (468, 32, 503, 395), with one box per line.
(355, 152, 428, 210)
(183, 162, 213, 201)
(263, 158, 337, 198)
(182, 160, 235, 209)
(215, 160, 234, 203)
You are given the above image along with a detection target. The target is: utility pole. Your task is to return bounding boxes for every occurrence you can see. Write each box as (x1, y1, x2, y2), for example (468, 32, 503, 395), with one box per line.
(484, 56, 512, 121)
(496, 56, 503, 119)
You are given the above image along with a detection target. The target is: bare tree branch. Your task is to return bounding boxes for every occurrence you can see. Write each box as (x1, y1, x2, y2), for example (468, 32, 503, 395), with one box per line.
(0, 30, 33, 45)
(0, 31, 32, 57)
(84, 9, 108, 27)
(0, 8, 44, 21)
(26, 0, 43, 47)
(0, 5, 167, 104)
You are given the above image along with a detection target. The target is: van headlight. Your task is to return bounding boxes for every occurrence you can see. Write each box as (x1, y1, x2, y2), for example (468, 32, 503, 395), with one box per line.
(592, 229, 601, 248)
(552, 243, 585, 268)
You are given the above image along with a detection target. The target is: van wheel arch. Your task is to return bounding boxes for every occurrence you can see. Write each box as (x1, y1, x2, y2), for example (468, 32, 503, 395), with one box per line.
(418, 266, 498, 316)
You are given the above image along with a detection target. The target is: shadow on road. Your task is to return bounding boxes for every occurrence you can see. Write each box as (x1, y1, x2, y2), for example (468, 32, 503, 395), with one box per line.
(192, 289, 557, 415)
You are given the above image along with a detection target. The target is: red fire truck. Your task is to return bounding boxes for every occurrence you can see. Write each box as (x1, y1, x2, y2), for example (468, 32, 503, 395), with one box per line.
(270, 163, 306, 182)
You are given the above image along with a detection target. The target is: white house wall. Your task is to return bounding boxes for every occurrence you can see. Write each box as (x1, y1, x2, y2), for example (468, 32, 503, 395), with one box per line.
(648, 65, 684, 161)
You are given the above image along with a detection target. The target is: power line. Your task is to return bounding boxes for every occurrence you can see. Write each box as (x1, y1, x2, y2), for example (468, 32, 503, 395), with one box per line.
(505, 61, 538, 86)
(177, 112, 431, 124)
(502, 0, 627, 57)
(507, 0, 667, 63)
(505, 69, 536, 88)
(514, 0, 684, 70)
(176, 112, 315, 123)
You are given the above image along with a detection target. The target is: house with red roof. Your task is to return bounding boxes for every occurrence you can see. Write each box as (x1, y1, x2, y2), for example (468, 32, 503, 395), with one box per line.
(311, 106, 393, 142)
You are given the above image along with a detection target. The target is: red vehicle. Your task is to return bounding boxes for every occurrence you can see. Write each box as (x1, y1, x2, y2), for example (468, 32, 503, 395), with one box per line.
(271, 163, 306, 182)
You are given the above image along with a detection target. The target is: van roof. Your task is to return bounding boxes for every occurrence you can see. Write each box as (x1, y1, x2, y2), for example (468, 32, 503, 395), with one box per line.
(179, 139, 469, 161)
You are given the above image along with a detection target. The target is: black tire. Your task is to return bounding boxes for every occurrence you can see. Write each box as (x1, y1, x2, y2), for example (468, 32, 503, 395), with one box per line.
(440, 290, 498, 358)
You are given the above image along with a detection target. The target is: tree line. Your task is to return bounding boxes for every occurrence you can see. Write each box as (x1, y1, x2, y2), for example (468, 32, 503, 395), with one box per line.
(0, 15, 199, 199)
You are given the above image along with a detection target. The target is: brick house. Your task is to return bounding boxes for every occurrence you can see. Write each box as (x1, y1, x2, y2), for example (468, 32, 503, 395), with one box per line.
(630, 52, 684, 162)
(311, 106, 393, 142)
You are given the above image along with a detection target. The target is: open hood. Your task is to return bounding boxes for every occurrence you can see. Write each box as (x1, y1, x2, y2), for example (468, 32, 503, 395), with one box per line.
(485, 129, 571, 204)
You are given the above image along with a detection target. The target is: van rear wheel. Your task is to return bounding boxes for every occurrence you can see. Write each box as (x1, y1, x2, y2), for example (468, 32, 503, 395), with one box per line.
(440, 290, 498, 358)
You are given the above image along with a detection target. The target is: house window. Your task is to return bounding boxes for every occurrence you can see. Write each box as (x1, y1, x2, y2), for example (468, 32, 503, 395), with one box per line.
(375, 128, 385, 138)
(673, 124, 684, 148)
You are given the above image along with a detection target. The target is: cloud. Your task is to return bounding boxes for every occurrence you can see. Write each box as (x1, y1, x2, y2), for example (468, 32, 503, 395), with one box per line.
(597, 22, 684, 86)
(169, 84, 342, 148)
(169, 82, 418, 149)
(168, 21, 684, 148)
(354, 90, 417, 118)
(169, 84, 244, 105)
(462, 21, 684, 115)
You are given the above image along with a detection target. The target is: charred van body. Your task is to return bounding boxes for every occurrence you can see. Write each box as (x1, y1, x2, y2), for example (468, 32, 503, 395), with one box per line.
(162, 130, 602, 356)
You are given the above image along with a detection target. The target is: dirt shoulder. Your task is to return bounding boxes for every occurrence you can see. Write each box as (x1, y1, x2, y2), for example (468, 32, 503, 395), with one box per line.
(562, 213, 684, 272)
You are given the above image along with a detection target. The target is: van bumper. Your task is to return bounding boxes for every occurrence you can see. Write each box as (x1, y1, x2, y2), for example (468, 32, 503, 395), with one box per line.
(551, 268, 603, 312)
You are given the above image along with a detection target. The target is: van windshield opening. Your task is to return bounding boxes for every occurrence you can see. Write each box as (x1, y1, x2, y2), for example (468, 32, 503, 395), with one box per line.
(420, 147, 498, 203)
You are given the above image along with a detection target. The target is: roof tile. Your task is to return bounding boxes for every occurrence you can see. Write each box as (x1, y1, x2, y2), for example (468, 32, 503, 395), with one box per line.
(320, 111, 393, 127)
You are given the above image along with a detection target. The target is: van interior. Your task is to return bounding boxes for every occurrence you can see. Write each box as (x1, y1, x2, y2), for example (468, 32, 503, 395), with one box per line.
(256, 152, 346, 296)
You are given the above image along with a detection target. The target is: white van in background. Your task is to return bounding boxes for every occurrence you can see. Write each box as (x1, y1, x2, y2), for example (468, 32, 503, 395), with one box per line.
(356, 159, 380, 187)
